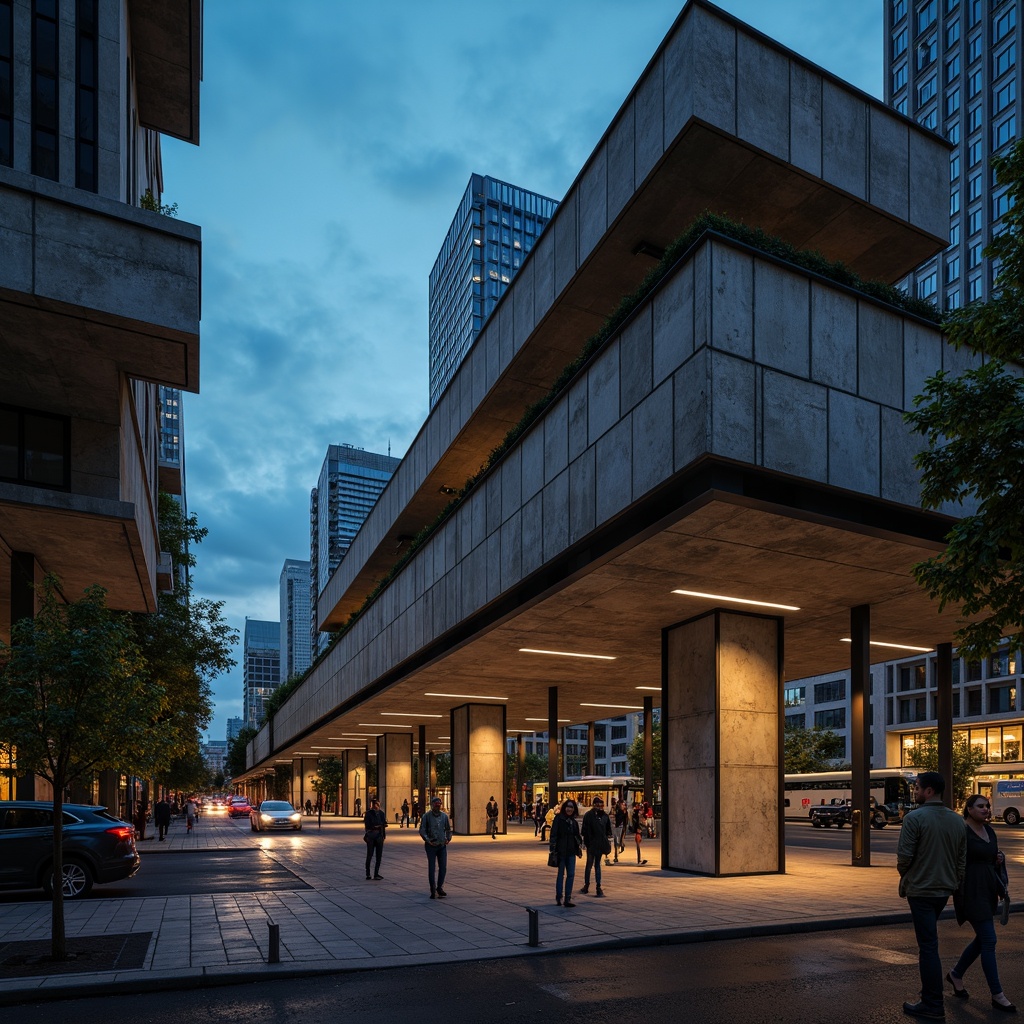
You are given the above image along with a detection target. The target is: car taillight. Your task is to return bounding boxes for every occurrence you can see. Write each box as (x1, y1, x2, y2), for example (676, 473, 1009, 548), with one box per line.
(105, 826, 134, 840)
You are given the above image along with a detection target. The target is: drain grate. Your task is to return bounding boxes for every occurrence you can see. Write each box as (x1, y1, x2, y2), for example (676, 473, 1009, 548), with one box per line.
(0, 931, 152, 978)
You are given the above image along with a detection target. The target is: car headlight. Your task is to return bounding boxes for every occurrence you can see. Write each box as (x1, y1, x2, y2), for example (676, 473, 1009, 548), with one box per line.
(290, 813, 301, 821)
(261, 813, 273, 822)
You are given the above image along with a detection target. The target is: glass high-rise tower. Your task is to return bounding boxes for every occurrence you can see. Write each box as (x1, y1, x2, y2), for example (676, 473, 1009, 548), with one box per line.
(428, 174, 558, 408)
(885, 0, 1020, 311)
(279, 558, 312, 680)
(242, 618, 281, 730)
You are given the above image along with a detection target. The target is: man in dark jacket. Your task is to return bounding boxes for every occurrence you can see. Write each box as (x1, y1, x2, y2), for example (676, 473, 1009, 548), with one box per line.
(154, 797, 171, 841)
(580, 798, 613, 896)
(486, 796, 499, 839)
(363, 798, 388, 880)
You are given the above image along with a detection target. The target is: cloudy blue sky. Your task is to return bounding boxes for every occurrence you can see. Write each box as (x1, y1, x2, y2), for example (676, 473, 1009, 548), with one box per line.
(160, 1, 883, 744)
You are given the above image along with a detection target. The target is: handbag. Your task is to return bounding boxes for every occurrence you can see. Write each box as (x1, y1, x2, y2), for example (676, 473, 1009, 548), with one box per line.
(547, 849, 559, 868)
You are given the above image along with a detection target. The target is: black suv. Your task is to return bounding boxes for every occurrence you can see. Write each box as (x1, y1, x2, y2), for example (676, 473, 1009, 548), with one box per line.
(0, 801, 140, 899)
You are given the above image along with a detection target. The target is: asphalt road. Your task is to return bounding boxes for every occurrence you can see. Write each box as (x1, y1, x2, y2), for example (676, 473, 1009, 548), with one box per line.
(12, 922, 1024, 1023)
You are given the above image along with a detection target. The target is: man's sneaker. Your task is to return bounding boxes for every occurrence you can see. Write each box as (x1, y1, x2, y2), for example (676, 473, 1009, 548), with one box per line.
(436, 887, 447, 897)
(903, 1002, 945, 1021)
(429, 891, 436, 899)
(595, 889, 605, 897)
(580, 885, 589, 895)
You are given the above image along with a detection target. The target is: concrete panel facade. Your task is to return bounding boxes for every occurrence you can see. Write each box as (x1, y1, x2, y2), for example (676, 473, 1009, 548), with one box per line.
(451, 704, 506, 836)
(664, 610, 783, 876)
(376, 733, 412, 826)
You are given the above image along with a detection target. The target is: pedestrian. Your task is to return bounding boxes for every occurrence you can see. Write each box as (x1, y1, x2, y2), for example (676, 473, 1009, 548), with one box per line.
(549, 799, 582, 908)
(486, 795, 499, 839)
(633, 814, 647, 865)
(185, 797, 197, 834)
(362, 797, 388, 880)
(304, 798, 312, 816)
(411, 798, 420, 827)
(419, 795, 452, 898)
(401, 798, 410, 828)
(897, 770, 967, 1021)
(354, 797, 362, 818)
(947, 794, 1016, 1012)
(540, 802, 556, 842)
(613, 799, 628, 862)
(644, 800, 656, 838)
(170, 798, 179, 819)
(154, 797, 171, 841)
(580, 796, 613, 897)
(534, 798, 544, 836)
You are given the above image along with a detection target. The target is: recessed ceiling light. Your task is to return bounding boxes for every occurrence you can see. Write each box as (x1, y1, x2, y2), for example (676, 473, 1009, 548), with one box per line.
(341, 733, 381, 738)
(381, 712, 444, 718)
(635, 686, 660, 691)
(580, 702, 644, 710)
(310, 746, 348, 750)
(839, 638, 935, 653)
(525, 717, 570, 723)
(359, 723, 413, 728)
(424, 692, 508, 701)
(519, 648, 616, 660)
(671, 589, 800, 611)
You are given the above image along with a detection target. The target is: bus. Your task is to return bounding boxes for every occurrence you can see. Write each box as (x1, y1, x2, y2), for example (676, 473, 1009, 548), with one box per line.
(784, 769, 916, 825)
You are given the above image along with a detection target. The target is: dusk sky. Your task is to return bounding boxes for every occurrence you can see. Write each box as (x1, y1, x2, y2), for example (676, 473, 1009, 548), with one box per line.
(160, 1, 883, 743)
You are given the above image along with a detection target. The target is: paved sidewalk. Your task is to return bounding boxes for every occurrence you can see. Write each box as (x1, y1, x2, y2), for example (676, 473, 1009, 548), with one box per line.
(0, 813, 998, 1005)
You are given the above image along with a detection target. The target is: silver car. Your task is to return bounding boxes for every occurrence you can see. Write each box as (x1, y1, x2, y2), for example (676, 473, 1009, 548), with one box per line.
(250, 800, 302, 832)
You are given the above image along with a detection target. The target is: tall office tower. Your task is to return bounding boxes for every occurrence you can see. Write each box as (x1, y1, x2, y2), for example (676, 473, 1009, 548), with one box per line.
(242, 619, 281, 730)
(0, 4, 202, 803)
(309, 444, 400, 656)
(202, 739, 227, 778)
(885, 0, 1021, 310)
(226, 718, 244, 744)
(428, 174, 558, 408)
(279, 558, 312, 680)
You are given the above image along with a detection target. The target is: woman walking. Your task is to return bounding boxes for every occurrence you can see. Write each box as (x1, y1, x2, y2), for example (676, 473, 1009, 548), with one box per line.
(947, 794, 1016, 1012)
(549, 800, 582, 908)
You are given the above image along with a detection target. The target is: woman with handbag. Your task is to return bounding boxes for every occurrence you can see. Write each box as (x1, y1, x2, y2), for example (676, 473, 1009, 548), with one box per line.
(947, 794, 1016, 1012)
(549, 800, 582, 908)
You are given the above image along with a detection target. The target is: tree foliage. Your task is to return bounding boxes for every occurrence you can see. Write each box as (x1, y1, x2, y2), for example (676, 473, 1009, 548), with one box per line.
(626, 720, 662, 780)
(311, 756, 345, 813)
(225, 726, 258, 779)
(905, 732, 987, 808)
(0, 578, 159, 959)
(905, 140, 1024, 660)
(783, 726, 845, 773)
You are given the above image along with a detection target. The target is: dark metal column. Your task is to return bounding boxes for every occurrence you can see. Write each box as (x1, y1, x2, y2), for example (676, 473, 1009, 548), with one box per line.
(418, 725, 427, 818)
(643, 696, 654, 806)
(850, 604, 871, 866)
(516, 733, 525, 817)
(548, 687, 559, 808)
(936, 642, 954, 808)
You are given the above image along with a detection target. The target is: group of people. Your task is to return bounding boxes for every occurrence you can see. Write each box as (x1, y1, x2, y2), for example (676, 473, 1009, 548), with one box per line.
(898, 771, 1014, 1019)
(396, 798, 422, 828)
(363, 795, 453, 898)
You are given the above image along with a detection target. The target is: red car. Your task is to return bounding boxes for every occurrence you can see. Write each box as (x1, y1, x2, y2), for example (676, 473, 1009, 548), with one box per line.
(227, 797, 252, 818)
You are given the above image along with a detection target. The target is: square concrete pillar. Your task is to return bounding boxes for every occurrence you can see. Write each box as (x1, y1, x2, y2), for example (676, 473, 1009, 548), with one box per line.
(343, 748, 367, 816)
(451, 703, 506, 835)
(663, 610, 783, 876)
(376, 733, 412, 825)
(292, 757, 316, 810)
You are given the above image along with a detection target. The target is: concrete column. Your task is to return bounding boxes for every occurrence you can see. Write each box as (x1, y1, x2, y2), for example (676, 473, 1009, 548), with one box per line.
(548, 687, 559, 808)
(850, 604, 871, 866)
(643, 696, 654, 806)
(451, 703, 506, 835)
(418, 725, 427, 817)
(663, 609, 783, 876)
(343, 748, 368, 816)
(292, 757, 317, 810)
(936, 642, 954, 807)
(376, 733, 413, 825)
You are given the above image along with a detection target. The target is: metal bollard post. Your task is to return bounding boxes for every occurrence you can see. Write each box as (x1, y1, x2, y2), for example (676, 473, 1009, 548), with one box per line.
(267, 919, 280, 963)
(526, 907, 540, 947)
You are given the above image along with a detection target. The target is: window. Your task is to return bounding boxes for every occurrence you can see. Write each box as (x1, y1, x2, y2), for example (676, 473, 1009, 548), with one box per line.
(32, 0, 59, 180)
(989, 685, 1016, 714)
(994, 6, 1017, 43)
(947, 19, 961, 47)
(946, 88, 960, 116)
(989, 649, 1018, 678)
(968, 69, 982, 97)
(968, 207, 983, 234)
(0, 0, 11, 166)
(897, 97, 909, 115)
(951, 190, 961, 216)
(969, 105, 983, 132)
(918, 271, 938, 298)
(611, 725, 627, 740)
(947, 288, 961, 309)
(918, 0, 937, 30)
(970, 242, 983, 267)
(894, 0, 908, 17)
(968, 139, 983, 167)
(968, 0, 980, 27)
(895, 28, 909, 56)
(611, 743, 627, 757)
(969, 275, 984, 300)
(785, 712, 806, 730)
(969, 173, 982, 200)
(76, 0, 98, 191)
(944, 0, 958, 11)
(946, 255, 960, 282)
(950, 221, 961, 245)
(994, 80, 1016, 115)
(946, 54, 960, 81)
(968, 33, 983, 62)
(899, 697, 928, 723)
(947, 121, 961, 144)
(919, 76, 938, 106)
(995, 115, 1017, 149)
(899, 663, 928, 691)
(813, 679, 846, 704)
(918, 36, 938, 68)
(996, 42, 1016, 77)
(784, 685, 806, 706)
(994, 189, 1014, 220)
(0, 404, 70, 488)
(950, 154, 961, 180)
(814, 708, 846, 730)
(920, 108, 938, 129)
(894, 64, 909, 91)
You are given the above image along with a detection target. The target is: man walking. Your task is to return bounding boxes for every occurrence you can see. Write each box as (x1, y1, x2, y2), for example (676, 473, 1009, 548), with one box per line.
(154, 796, 171, 841)
(419, 796, 452, 898)
(897, 771, 967, 1021)
(363, 797, 388, 880)
(486, 795, 499, 839)
(580, 797, 613, 896)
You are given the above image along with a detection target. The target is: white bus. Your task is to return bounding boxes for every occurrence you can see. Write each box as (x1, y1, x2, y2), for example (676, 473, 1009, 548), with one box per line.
(784, 769, 916, 826)
(991, 779, 1024, 826)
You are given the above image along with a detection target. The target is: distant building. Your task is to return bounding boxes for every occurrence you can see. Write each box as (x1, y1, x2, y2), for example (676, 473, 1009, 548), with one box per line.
(884, 0, 1021, 310)
(242, 619, 281, 730)
(508, 714, 644, 779)
(226, 718, 244, 744)
(309, 444, 399, 656)
(280, 558, 312, 679)
(203, 739, 227, 778)
(428, 173, 558, 407)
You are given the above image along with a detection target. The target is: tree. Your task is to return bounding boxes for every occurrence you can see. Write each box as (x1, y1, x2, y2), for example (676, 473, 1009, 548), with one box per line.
(434, 752, 451, 787)
(626, 720, 662, 780)
(225, 726, 258, 779)
(0, 577, 160, 960)
(905, 140, 1024, 661)
(905, 732, 987, 808)
(784, 726, 845, 773)
(311, 756, 345, 813)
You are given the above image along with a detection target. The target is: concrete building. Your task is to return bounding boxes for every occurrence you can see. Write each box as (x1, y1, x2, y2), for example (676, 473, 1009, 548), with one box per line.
(885, 0, 1021, 309)
(0, 1, 202, 800)
(279, 558, 312, 680)
(235, 1, 970, 877)
(429, 174, 558, 408)
(242, 618, 281, 730)
(203, 739, 227, 779)
(309, 444, 399, 656)
(226, 717, 244, 744)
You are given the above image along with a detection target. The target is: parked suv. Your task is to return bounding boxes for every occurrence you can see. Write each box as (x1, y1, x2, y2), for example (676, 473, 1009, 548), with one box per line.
(0, 801, 140, 899)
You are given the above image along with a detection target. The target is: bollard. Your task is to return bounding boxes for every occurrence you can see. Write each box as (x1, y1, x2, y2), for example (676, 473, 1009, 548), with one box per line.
(526, 907, 540, 947)
(267, 919, 280, 963)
